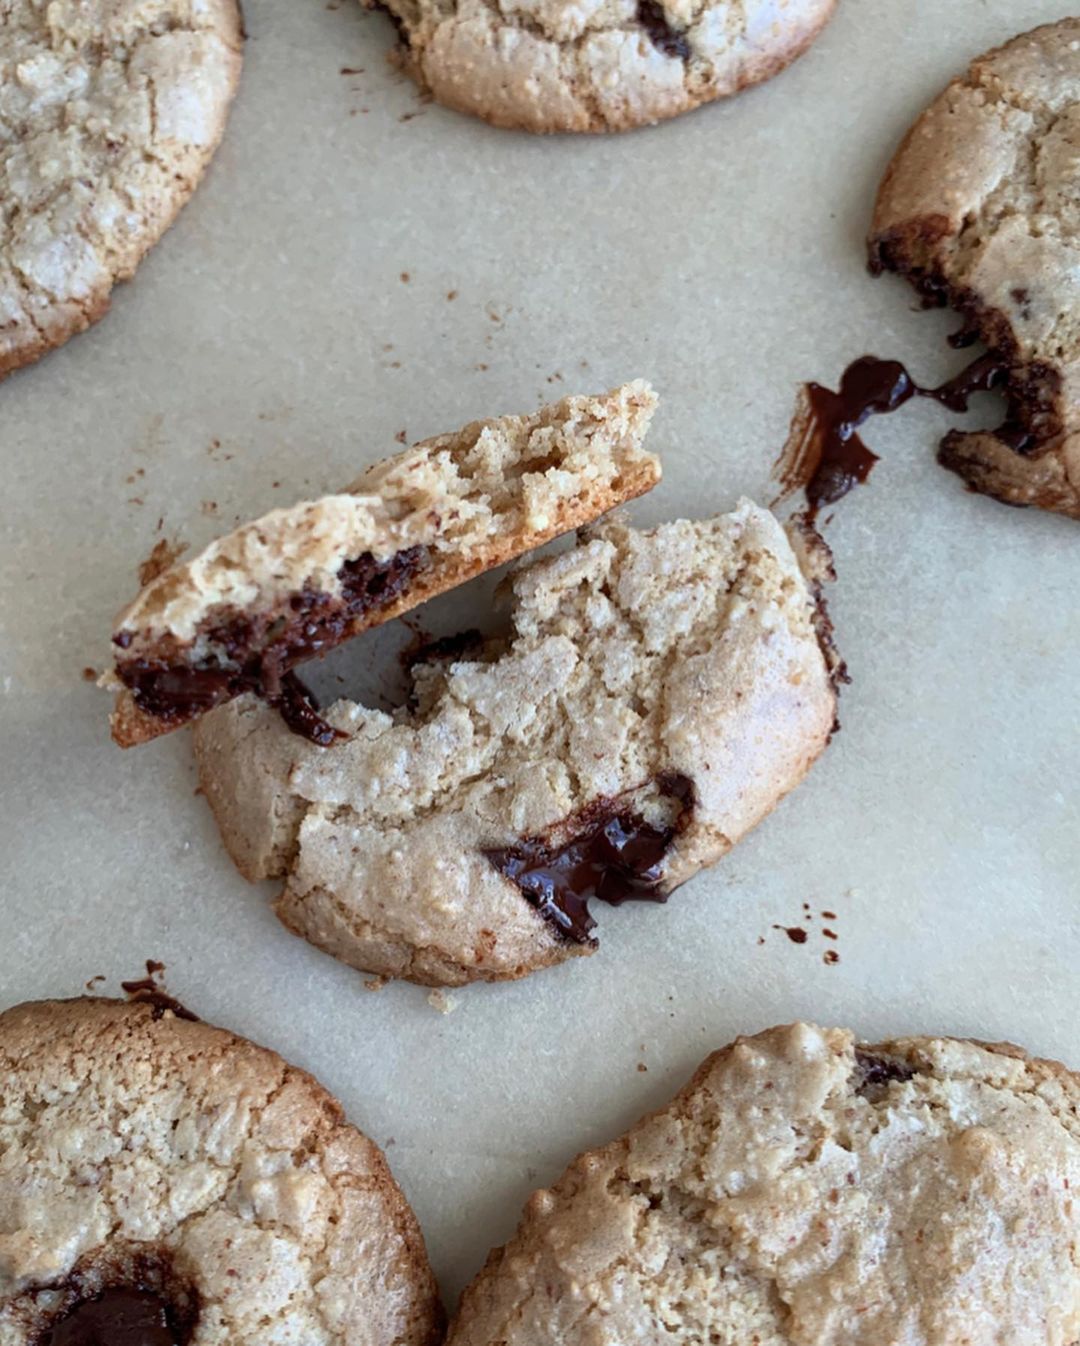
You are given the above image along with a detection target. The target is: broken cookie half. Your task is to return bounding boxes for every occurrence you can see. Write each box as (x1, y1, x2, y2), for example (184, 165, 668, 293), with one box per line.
(194, 503, 839, 987)
(106, 383, 661, 746)
(869, 19, 1080, 521)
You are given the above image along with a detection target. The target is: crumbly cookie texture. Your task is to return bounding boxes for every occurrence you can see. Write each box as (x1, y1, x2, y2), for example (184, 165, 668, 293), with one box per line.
(370, 0, 836, 133)
(448, 1022, 1080, 1346)
(0, 0, 243, 380)
(193, 502, 836, 987)
(108, 382, 661, 747)
(870, 19, 1080, 521)
(0, 997, 442, 1346)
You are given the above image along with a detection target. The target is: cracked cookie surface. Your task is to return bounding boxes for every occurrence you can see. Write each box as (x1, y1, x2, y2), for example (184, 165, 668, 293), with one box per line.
(0, 997, 441, 1346)
(370, 0, 836, 132)
(0, 0, 243, 380)
(448, 1022, 1080, 1346)
(193, 502, 836, 987)
(870, 19, 1080, 521)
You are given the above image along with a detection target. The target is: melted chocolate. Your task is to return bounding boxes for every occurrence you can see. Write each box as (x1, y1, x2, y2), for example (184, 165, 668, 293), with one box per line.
(783, 352, 1023, 522)
(115, 548, 425, 744)
(402, 629, 485, 676)
(637, 0, 691, 58)
(484, 774, 694, 943)
(854, 1050, 916, 1097)
(120, 962, 199, 1022)
(46, 1290, 180, 1346)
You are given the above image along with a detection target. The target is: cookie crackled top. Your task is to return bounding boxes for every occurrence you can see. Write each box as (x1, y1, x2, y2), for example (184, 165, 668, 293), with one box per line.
(0, 0, 243, 380)
(0, 996, 441, 1346)
(369, 0, 837, 132)
(448, 1023, 1080, 1346)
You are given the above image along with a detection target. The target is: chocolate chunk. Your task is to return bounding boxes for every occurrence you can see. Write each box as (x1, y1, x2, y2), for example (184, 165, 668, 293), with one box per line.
(637, 0, 691, 59)
(115, 547, 425, 743)
(46, 1289, 180, 1346)
(484, 774, 694, 943)
(854, 1049, 916, 1096)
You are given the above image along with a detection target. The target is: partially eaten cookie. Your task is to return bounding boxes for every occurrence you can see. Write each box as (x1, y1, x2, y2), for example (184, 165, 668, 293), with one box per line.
(869, 19, 1080, 521)
(193, 503, 838, 986)
(106, 383, 661, 746)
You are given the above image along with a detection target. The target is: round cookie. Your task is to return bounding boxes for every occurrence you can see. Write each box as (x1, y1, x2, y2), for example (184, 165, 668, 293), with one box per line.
(0, 0, 243, 381)
(370, 0, 837, 133)
(448, 1023, 1080, 1345)
(0, 996, 442, 1346)
(870, 19, 1080, 521)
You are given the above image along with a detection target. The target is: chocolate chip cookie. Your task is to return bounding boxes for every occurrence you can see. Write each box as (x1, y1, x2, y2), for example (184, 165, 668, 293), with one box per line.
(870, 19, 1080, 521)
(448, 1022, 1080, 1345)
(370, 0, 837, 133)
(193, 503, 838, 986)
(0, 996, 441, 1346)
(106, 383, 661, 747)
(0, 0, 243, 381)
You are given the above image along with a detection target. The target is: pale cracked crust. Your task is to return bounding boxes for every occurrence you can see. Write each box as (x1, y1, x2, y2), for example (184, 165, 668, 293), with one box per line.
(0, 997, 442, 1346)
(370, 0, 837, 133)
(109, 382, 661, 747)
(448, 1023, 1080, 1346)
(870, 19, 1080, 521)
(0, 0, 244, 380)
(193, 502, 836, 987)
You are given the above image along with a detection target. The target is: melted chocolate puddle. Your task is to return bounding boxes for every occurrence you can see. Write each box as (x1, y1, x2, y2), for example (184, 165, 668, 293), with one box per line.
(46, 1289, 181, 1346)
(776, 351, 1029, 522)
(484, 774, 694, 943)
(115, 547, 425, 745)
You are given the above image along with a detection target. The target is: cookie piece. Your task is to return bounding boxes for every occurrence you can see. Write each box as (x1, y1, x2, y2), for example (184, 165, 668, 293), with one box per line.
(371, 0, 837, 133)
(448, 1022, 1080, 1346)
(0, 0, 243, 381)
(107, 382, 661, 747)
(869, 19, 1080, 520)
(0, 996, 442, 1346)
(193, 502, 837, 987)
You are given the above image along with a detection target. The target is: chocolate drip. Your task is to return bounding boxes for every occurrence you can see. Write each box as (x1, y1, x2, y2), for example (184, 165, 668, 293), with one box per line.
(120, 961, 199, 1022)
(637, 0, 691, 59)
(779, 352, 1023, 522)
(46, 1289, 180, 1346)
(484, 773, 694, 943)
(115, 547, 425, 744)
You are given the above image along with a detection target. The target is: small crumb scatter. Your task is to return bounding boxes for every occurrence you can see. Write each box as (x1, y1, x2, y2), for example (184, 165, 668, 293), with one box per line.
(823, 927, 838, 940)
(822, 910, 837, 920)
(340, 65, 363, 74)
(446, 289, 458, 301)
(824, 950, 840, 966)
(85, 974, 106, 990)
(774, 925, 808, 945)
(364, 977, 388, 992)
(138, 537, 186, 588)
(81, 666, 97, 682)
(200, 500, 218, 516)
(637, 1063, 648, 1073)
(395, 429, 407, 444)
(476, 362, 489, 372)
(427, 989, 458, 1015)
(400, 271, 411, 283)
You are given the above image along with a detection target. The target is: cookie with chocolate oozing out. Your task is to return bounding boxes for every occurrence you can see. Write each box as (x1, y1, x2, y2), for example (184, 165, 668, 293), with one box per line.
(869, 19, 1080, 521)
(105, 383, 662, 747)
(0, 996, 442, 1346)
(366, 0, 837, 133)
(447, 1023, 1080, 1346)
(193, 502, 838, 987)
(0, 0, 243, 382)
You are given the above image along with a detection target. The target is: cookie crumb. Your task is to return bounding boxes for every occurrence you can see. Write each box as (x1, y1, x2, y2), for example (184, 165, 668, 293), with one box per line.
(824, 950, 840, 966)
(427, 990, 458, 1015)
(82, 666, 98, 683)
(84, 974, 106, 991)
(774, 925, 809, 945)
(364, 977, 388, 992)
(395, 429, 407, 444)
(637, 1062, 648, 1073)
(446, 289, 458, 301)
(400, 271, 411, 283)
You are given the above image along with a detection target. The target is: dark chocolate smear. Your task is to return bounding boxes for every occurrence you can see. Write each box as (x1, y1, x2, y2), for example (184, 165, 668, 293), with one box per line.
(776, 352, 1025, 523)
(115, 547, 425, 744)
(637, 0, 691, 59)
(46, 1289, 180, 1346)
(120, 961, 199, 1022)
(484, 773, 694, 943)
(854, 1049, 916, 1097)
